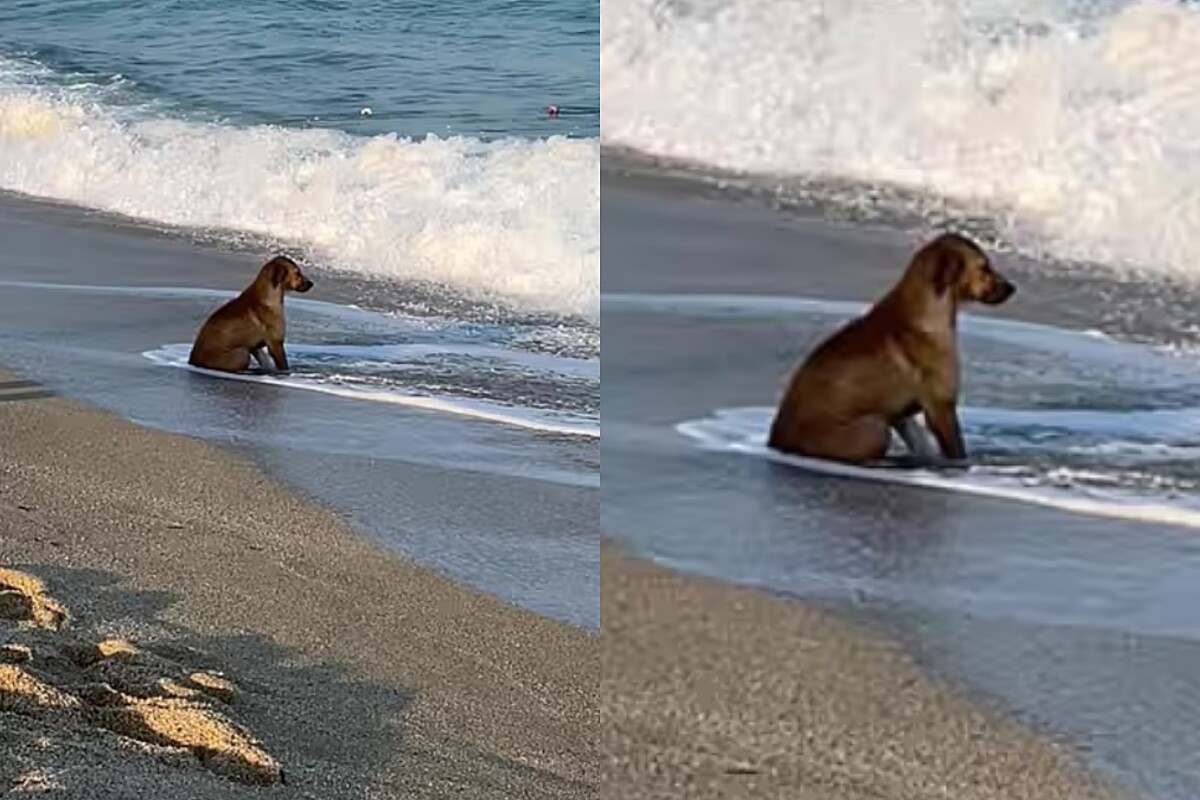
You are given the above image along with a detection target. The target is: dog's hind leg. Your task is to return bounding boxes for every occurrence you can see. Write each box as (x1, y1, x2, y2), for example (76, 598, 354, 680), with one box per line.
(778, 416, 890, 464)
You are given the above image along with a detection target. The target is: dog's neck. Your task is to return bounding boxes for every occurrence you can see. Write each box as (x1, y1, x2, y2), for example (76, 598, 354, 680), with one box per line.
(250, 275, 286, 307)
(880, 274, 959, 335)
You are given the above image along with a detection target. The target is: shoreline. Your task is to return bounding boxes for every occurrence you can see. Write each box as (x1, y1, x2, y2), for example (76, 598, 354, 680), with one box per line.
(0, 371, 596, 798)
(0, 188, 599, 630)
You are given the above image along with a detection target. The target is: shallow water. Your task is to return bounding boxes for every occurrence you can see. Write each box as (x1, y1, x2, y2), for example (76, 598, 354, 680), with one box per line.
(641, 293, 1200, 527)
(604, 294, 1200, 633)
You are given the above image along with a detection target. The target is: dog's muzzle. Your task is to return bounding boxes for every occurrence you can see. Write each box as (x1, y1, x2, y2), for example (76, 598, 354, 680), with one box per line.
(297, 278, 314, 292)
(984, 279, 1015, 305)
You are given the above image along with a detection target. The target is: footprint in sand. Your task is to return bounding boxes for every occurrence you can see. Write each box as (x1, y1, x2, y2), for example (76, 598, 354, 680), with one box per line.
(0, 567, 282, 786)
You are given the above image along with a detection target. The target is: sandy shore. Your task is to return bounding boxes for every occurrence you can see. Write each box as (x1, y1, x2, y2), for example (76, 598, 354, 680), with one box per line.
(601, 543, 1120, 800)
(0, 369, 596, 799)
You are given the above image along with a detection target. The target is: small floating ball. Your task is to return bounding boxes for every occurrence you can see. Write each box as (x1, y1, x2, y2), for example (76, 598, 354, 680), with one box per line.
(360, 107, 373, 117)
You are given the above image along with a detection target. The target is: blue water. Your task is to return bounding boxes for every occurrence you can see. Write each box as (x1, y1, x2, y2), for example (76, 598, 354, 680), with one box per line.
(0, 0, 598, 140)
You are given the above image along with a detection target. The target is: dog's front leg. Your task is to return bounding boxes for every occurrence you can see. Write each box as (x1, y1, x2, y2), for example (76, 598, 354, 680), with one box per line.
(923, 399, 967, 462)
(250, 347, 273, 372)
(892, 415, 939, 459)
(267, 339, 290, 373)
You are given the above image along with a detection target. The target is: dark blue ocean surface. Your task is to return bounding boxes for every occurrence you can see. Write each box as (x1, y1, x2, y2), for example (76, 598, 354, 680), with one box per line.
(0, 0, 598, 139)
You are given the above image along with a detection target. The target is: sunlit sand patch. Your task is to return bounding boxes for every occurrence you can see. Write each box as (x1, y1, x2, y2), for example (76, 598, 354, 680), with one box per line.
(0, 566, 282, 786)
(0, 567, 68, 630)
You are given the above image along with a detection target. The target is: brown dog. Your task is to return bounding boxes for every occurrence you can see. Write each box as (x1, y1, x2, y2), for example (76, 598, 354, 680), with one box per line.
(188, 255, 314, 374)
(767, 233, 1014, 465)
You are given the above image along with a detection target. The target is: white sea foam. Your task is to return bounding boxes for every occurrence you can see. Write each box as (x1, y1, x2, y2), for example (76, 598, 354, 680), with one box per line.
(142, 343, 599, 438)
(603, 0, 1200, 281)
(677, 406, 1200, 529)
(0, 56, 598, 318)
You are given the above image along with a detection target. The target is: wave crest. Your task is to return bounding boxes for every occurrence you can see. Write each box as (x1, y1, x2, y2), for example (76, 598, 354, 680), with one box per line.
(603, 0, 1200, 280)
(0, 57, 598, 318)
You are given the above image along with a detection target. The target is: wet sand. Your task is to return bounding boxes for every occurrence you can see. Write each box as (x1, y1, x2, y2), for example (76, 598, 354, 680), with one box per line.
(602, 543, 1119, 800)
(0, 372, 596, 798)
(601, 165, 1200, 798)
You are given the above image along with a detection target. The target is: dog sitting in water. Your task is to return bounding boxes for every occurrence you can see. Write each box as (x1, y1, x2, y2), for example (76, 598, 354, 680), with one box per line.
(768, 233, 1014, 465)
(188, 255, 313, 374)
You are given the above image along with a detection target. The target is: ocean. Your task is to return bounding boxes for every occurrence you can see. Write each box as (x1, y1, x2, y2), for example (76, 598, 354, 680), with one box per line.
(0, 1, 599, 626)
(0, 0, 599, 322)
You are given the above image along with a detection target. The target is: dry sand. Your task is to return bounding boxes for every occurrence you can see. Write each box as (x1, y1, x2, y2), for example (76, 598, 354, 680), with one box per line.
(601, 543, 1123, 800)
(0, 370, 596, 799)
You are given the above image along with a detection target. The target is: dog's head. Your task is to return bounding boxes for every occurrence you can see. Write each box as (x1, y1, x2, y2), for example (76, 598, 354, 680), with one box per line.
(263, 256, 314, 293)
(917, 233, 1014, 306)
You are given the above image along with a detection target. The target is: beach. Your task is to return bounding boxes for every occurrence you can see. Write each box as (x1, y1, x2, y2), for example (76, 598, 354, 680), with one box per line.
(601, 166, 1200, 799)
(0, 191, 599, 630)
(602, 543, 1122, 800)
(0, 0, 600, 630)
(0, 181, 598, 799)
(0, 3, 601, 796)
(0, 366, 596, 798)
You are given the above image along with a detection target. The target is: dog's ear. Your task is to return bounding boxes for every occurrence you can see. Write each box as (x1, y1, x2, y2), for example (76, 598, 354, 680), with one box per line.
(930, 244, 965, 297)
(267, 257, 289, 288)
